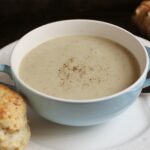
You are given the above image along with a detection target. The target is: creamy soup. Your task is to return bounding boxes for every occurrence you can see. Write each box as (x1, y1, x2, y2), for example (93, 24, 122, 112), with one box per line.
(19, 35, 140, 100)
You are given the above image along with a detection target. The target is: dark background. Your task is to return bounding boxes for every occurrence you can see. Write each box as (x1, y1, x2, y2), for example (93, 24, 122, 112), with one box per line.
(0, 0, 143, 48)
(0, 0, 150, 92)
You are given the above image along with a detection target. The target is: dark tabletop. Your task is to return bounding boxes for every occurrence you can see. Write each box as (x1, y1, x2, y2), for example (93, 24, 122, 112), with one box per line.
(0, 0, 150, 92)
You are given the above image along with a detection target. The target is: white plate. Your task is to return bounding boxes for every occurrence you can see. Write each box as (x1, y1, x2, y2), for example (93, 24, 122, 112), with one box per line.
(0, 36, 150, 150)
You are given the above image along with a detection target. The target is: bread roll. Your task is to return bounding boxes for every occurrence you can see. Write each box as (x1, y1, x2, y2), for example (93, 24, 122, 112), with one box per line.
(133, 0, 150, 38)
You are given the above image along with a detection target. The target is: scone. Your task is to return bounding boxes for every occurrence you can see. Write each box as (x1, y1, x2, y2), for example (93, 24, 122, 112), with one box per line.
(0, 84, 30, 150)
(0, 125, 30, 150)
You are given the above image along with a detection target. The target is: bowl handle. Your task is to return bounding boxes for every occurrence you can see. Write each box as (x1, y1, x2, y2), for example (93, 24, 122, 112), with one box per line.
(143, 46, 150, 88)
(0, 64, 16, 90)
(0, 47, 150, 90)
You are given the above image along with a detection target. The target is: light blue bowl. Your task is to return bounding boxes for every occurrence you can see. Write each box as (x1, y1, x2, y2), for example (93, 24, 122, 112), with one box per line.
(0, 20, 150, 126)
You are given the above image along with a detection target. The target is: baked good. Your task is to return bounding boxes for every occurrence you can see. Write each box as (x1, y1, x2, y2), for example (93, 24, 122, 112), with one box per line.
(0, 84, 30, 150)
(133, 0, 150, 38)
(0, 125, 30, 150)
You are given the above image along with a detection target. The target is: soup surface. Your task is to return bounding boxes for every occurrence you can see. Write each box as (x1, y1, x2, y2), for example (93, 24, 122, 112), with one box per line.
(19, 35, 140, 100)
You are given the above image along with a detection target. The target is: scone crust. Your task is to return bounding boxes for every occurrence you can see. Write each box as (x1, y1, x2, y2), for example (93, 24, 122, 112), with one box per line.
(0, 84, 27, 132)
(0, 125, 30, 150)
